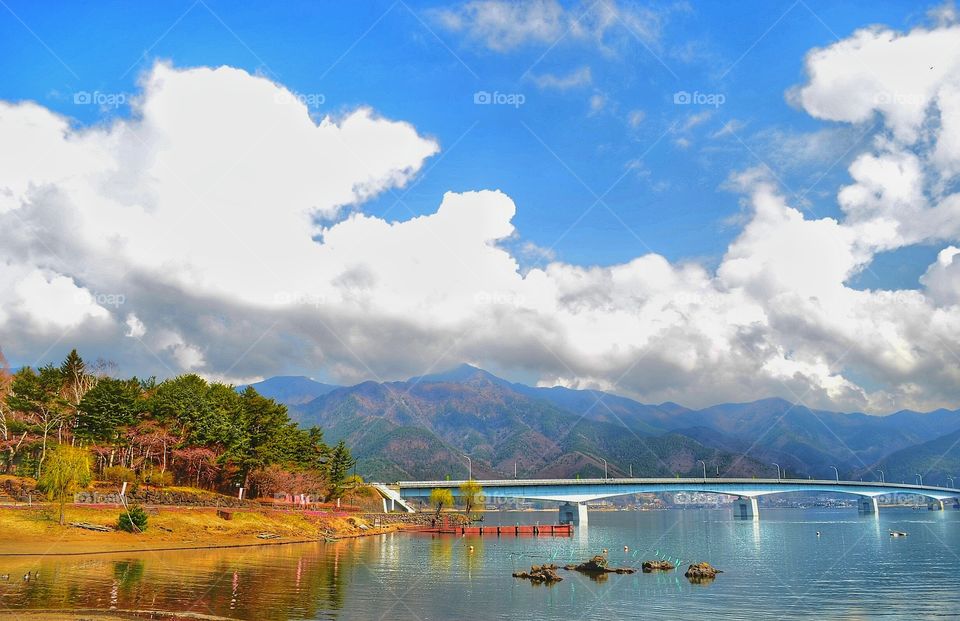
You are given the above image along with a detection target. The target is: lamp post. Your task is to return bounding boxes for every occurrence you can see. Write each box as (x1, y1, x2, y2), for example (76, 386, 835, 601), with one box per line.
(629, 464, 633, 478)
(514, 461, 517, 479)
(948, 476, 955, 488)
(878, 469, 885, 483)
(697, 460, 707, 482)
(916, 473, 923, 486)
(772, 463, 781, 482)
(601, 458, 608, 480)
(829, 466, 839, 482)
(463, 455, 472, 481)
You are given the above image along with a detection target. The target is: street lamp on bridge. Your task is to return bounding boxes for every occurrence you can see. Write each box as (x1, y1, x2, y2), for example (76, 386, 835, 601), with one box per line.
(697, 460, 707, 482)
(829, 466, 839, 482)
(948, 476, 956, 488)
(772, 463, 781, 482)
(601, 458, 608, 480)
(916, 473, 923, 486)
(878, 469, 885, 483)
(463, 455, 472, 481)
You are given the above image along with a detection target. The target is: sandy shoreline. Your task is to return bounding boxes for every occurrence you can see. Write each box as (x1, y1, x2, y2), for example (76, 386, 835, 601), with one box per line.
(0, 504, 411, 557)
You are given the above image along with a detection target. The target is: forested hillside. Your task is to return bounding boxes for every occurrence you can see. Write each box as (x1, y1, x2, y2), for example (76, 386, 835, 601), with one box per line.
(0, 349, 354, 499)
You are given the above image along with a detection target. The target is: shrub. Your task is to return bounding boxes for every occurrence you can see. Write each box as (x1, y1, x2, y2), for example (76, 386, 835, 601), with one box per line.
(140, 469, 173, 487)
(118, 504, 148, 533)
(103, 466, 136, 483)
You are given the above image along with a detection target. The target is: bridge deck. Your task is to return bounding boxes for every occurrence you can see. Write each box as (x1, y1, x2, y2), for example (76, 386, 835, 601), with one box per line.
(391, 478, 960, 504)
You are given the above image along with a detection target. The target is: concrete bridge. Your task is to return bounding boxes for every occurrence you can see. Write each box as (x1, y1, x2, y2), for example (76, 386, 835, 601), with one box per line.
(390, 478, 960, 524)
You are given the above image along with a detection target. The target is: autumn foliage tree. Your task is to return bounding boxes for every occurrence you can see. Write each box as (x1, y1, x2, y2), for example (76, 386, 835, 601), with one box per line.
(459, 480, 484, 517)
(0, 348, 29, 473)
(429, 488, 454, 518)
(38, 444, 92, 525)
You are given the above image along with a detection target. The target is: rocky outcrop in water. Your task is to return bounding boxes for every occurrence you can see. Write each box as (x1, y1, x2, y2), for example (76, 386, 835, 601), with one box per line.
(513, 564, 563, 583)
(565, 555, 636, 575)
(684, 562, 722, 583)
(642, 560, 675, 572)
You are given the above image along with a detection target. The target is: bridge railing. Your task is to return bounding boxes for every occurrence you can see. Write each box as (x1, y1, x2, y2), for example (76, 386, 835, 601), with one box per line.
(392, 477, 960, 493)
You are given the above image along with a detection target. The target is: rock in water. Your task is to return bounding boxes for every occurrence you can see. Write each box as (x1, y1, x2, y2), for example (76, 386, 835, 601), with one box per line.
(564, 555, 636, 575)
(684, 562, 723, 583)
(513, 564, 563, 584)
(642, 560, 675, 572)
(574, 555, 609, 572)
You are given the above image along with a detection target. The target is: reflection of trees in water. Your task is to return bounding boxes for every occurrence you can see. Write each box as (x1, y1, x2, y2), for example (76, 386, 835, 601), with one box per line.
(462, 536, 483, 579)
(113, 559, 144, 592)
(429, 536, 453, 569)
(0, 541, 368, 619)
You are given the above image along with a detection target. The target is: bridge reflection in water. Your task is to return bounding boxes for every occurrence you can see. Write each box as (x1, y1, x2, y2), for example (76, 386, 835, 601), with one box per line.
(389, 478, 960, 523)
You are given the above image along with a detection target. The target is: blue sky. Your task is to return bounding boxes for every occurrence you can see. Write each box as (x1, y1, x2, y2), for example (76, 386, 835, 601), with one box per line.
(4, 0, 960, 412)
(0, 0, 933, 281)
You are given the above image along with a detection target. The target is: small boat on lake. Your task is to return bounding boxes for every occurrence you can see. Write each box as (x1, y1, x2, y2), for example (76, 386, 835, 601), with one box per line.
(889, 530, 908, 537)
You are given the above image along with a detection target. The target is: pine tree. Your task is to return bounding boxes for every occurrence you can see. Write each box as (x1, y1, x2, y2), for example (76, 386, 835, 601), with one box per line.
(9, 366, 67, 477)
(328, 440, 356, 498)
(59, 349, 97, 443)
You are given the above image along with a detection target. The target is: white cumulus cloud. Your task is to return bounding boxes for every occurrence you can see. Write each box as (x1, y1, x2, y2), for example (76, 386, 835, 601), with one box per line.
(7, 14, 960, 415)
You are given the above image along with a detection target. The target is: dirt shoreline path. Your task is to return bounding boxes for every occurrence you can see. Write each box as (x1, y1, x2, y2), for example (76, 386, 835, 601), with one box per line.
(0, 504, 415, 556)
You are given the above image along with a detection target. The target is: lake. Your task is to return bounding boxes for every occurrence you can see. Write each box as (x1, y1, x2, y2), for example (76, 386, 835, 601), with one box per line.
(2, 507, 959, 619)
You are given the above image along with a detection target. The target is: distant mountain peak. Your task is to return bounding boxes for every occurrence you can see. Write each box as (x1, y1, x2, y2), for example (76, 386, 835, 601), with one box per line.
(406, 363, 508, 386)
(241, 375, 340, 406)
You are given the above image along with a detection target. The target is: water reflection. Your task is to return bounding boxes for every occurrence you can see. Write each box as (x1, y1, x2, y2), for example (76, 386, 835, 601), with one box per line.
(0, 541, 356, 620)
(1, 508, 959, 620)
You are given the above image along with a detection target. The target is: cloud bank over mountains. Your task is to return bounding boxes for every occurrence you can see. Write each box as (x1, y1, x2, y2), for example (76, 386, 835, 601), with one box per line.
(4, 17, 960, 413)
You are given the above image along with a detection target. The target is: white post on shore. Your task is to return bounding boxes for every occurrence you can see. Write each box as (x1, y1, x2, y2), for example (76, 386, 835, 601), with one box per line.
(120, 481, 128, 498)
(238, 487, 244, 500)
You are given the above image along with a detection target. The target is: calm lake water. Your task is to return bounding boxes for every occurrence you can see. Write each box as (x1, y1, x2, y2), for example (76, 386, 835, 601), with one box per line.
(2, 508, 959, 620)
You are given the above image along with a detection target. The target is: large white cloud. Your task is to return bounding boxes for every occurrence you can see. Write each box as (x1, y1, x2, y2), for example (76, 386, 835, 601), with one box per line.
(7, 14, 960, 416)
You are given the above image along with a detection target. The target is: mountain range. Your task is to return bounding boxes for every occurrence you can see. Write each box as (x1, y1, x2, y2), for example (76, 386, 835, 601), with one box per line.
(246, 365, 960, 485)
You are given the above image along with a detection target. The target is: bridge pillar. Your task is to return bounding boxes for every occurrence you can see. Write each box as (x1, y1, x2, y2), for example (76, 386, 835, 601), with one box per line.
(858, 497, 879, 514)
(558, 502, 588, 526)
(928, 499, 945, 511)
(734, 497, 758, 520)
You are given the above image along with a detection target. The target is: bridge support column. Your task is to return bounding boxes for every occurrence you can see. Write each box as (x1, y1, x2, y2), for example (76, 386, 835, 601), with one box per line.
(928, 499, 945, 511)
(558, 502, 588, 526)
(858, 497, 879, 514)
(734, 497, 759, 520)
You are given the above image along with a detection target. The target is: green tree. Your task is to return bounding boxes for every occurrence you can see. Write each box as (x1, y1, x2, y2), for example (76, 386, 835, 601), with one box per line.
(9, 366, 67, 477)
(459, 480, 484, 517)
(76, 377, 141, 444)
(38, 444, 92, 525)
(429, 488, 454, 518)
(231, 387, 297, 485)
(118, 504, 148, 533)
(328, 440, 356, 498)
(60, 349, 97, 439)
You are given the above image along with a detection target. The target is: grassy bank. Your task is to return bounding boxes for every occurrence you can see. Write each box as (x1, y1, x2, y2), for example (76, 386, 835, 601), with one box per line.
(0, 504, 398, 556)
